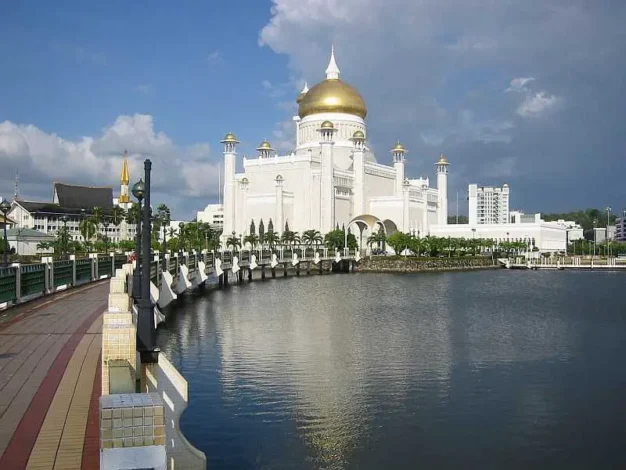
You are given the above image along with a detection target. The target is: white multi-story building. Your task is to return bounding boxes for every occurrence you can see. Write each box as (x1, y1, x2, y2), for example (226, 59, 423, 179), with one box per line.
(219, 47, 449, 242)
(468, 184, 510, 225)
(7, 156, 137, 244)
(196, 204, 224, 231)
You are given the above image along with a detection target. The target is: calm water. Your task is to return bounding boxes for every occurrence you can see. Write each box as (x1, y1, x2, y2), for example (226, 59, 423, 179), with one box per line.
(157, 270, 626, 469)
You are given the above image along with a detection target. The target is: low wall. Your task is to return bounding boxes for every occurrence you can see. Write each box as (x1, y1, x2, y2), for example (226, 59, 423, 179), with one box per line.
(357, 256, 500, 273)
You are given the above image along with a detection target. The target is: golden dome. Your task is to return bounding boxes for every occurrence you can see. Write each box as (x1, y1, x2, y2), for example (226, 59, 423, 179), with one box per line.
(257, 139, 273, 151)
(351, 130, 365, 140)
(391, 141, 406, 153)
(320, 120, 334, 130)
(221, 132, 239, 143)
(437, 153, 449, 165)
(298, 79, 367, 119)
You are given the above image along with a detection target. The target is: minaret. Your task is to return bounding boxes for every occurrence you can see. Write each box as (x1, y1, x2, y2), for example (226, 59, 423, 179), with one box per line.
(325, 46, 340, 80)
(350, 130, 366, 216)
(221, 132, 239, 238)
(391, 142, 406, 196)
(119, 151, 130, 205)
(256, 139, 274, 159)
(318, 120, 336, 233)
(436, 153, 450, 225)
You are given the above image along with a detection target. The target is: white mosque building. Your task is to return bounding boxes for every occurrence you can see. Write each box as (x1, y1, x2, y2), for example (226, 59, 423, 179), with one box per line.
(218, 47, 449, 242)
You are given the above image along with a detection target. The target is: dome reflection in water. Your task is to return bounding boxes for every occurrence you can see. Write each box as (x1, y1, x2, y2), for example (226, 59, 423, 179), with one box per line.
(157, 270, 626, 470)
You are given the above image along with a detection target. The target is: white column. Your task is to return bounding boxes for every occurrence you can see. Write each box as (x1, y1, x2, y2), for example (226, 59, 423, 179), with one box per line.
(319, 128, 336, 234)
(275, 176, 284, 235)
(239, 179, 249, 235)
(351, 133, 365, 216)
(421, 186, 429, 235)
(436, 157, 449, 225)
(394, 160, 405, 196)
(402, 180, 410, 232)
(221, 134, 239, 239)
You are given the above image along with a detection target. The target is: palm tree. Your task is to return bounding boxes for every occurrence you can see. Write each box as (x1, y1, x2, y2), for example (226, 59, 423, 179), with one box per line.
(244, 233, 259, 249)
(125, 203, 142, 225)
(264, 231, 279, 250)
(79, 217, 97, 242)
(36, 242, 50, 255)
(91, 206, 104, 239)
(226, 234, 241, 251)
(302, 229, 323, 246)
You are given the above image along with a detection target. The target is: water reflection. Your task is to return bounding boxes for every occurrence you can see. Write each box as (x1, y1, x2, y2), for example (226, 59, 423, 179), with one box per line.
(157, 270, 626, 469)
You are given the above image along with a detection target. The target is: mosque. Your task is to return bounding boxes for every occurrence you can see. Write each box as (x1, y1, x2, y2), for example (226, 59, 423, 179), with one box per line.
(218, 47, 449, 243)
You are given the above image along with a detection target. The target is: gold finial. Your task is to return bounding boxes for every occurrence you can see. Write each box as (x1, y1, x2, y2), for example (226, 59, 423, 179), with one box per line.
(437, 153, 449, 165)
(350, 130, 365, 141)
(121, 151, 130, 185)
(257, 139, 274, 151)
(221, 132, 239, 144)
(320, 120, 335, 130)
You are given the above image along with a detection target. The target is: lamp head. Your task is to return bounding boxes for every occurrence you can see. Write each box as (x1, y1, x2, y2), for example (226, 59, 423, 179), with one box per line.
(131, 179, 146, 201)
(0, 198, 10, 215)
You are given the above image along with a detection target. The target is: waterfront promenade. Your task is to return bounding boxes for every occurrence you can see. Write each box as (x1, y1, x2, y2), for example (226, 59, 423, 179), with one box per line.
(0, 281, 107, 470)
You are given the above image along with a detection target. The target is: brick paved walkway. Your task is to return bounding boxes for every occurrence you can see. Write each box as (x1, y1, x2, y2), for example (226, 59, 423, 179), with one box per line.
(0, 282, 108, 470)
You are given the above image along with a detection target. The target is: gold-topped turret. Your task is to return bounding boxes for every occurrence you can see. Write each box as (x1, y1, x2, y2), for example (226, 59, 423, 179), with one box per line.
(391, 141, 406, 153)
(119, 151, 130, 203)
(320, 120, 335, 130)
(221, 132, 240, 144)
(437, 153, 449, 165)
(257, 139, 274, 151)
(121, 151, 130, 185)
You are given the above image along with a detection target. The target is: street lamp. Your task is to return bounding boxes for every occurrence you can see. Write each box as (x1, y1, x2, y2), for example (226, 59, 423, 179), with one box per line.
(103, 217, 110, 254)
(593, 218, 597, 258)
(0, 198, 11, 267)
(60, 215, 69, 259)
(179, 222, 185, 259)
(137, 160, 158, 363)
(161, 209, 170, 268)
(606, 206, 612, 258)
(131, 179, 145, 301)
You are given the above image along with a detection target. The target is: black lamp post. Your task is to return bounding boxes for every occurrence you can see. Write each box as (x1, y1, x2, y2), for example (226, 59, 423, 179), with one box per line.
(137, 159, 158, 363)
(0, 198, 10, 267)
(178, 222, 185, 260)
(131, 179, 145, 301)
(103, 217, 110, 254)
(60, 215, 69, 259)
(161, 210, 170, 268)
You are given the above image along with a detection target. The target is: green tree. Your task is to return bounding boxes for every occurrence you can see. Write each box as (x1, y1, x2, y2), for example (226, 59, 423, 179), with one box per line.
(386, 232, 411, 255)
(302, 229, 323, 246)
(226, 234, 241, 251)
(244, 233, 259, 249)
(79, 217, 97, 242)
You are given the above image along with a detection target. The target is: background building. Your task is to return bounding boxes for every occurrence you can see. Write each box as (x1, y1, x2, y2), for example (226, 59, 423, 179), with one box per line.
(615, 217, 626, 241)
(7, 157, 136, 244)
(196, 204, 224, 231)
(468, 184, 510, 225)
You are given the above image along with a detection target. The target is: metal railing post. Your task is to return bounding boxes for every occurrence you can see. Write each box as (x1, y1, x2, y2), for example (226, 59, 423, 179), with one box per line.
(70, 254, 77, 286)
(12, 263, 21, 303)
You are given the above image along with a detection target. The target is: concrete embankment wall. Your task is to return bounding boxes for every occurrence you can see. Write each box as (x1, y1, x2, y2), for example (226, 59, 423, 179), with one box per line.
(357, 256, 500, 273)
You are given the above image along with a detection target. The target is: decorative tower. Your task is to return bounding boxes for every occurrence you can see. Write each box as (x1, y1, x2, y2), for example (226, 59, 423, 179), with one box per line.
(318, 120, 336, 234)
(119, 151, 130, 206)
(275, 175, 284, 236)
(436, 153, 450, 225)
(221, 132, 239, 238)
(350, 130, 366, 216)
(257, 139, 274, 159)
(239, 177, 249, 235)
(391, 142, 406, 196)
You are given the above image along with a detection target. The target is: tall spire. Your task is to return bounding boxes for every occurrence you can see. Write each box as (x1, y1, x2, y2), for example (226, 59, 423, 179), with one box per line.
(325, 45, 340, 80)
(301, 81, 309, 93)
(121, 150, 130, 184)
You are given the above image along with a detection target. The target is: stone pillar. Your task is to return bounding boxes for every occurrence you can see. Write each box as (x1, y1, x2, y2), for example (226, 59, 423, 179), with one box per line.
(421, 184, 429, 235)
(70, 254, 77, 285)
(240, 178, 249, 236)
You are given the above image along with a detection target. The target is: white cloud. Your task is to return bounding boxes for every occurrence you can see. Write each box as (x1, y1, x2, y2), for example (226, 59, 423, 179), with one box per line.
(0, 115, 219, 218)
(517, 92, 559, 118)
(506, 77, 535, 93)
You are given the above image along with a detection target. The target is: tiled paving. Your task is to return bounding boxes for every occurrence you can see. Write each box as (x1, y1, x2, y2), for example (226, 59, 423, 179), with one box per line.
(0, 282, 108, 470)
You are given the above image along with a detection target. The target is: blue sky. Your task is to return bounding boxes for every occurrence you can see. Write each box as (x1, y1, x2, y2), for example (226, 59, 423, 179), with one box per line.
(1, 1, 625, 219)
